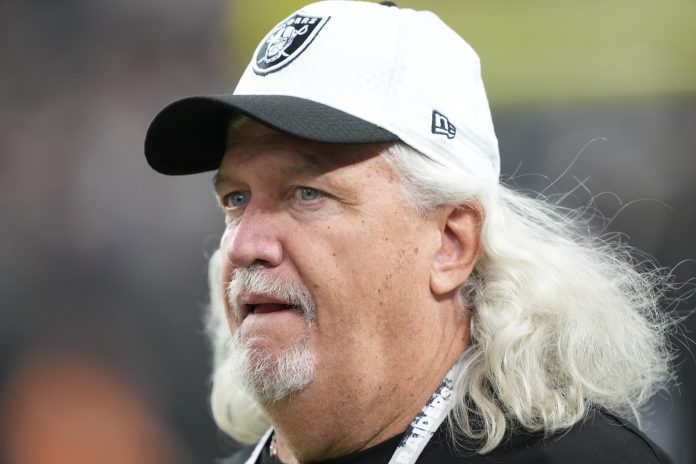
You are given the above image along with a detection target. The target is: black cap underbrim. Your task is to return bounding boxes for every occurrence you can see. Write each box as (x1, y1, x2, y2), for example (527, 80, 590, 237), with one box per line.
(144, 94, 399, 175)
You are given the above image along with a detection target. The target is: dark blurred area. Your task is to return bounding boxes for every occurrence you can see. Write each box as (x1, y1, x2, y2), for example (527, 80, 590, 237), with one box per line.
(1, 1, 694, 463)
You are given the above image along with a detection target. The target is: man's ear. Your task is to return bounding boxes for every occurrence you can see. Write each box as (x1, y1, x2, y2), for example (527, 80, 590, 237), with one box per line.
(430, 204, 482, 295)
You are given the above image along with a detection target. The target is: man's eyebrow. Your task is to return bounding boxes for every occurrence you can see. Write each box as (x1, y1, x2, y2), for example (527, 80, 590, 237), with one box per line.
(212, 172, 233, 194)
(214, 147, 329, 182)
(213, 160, 324, 187)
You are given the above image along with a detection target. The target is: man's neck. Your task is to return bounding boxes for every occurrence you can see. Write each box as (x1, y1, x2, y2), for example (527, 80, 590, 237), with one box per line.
(263, 323, 469, 463)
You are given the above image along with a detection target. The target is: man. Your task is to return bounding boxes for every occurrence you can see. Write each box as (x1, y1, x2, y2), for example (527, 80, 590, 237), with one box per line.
(144, 2, 674, 463)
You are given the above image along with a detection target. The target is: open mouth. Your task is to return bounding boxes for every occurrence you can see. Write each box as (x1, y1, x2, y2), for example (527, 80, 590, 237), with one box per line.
(246, 303, 301, 316)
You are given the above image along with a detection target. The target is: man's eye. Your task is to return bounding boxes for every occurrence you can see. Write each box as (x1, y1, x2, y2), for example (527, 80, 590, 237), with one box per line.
(297, 187, 320, 201)
(223, 191, 249, 208)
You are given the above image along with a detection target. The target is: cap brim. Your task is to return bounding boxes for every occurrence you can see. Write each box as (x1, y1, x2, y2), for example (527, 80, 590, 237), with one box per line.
(144, 94, 398, 175)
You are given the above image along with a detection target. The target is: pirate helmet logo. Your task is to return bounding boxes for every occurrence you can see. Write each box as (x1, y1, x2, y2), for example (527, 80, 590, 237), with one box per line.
(253, 13, 330, 76)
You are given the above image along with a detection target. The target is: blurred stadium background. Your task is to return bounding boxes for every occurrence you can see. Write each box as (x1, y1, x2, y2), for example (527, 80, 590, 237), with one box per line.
(1, 0, 694, 463)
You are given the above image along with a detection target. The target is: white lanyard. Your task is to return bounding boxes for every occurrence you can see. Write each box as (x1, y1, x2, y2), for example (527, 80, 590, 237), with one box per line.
(244, 358, 463, 464)
(387, 357, 462, 464)
(244, 427, 273, 464)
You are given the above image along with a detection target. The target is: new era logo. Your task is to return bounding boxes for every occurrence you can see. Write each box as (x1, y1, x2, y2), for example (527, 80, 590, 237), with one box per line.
(431, 110, 456, 139)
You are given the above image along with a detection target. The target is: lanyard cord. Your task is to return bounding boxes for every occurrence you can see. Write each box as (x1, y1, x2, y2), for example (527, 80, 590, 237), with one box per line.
(387, 357, 462, 464)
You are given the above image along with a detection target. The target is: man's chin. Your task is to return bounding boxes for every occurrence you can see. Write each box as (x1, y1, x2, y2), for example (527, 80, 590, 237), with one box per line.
(229, 332, 316, 403)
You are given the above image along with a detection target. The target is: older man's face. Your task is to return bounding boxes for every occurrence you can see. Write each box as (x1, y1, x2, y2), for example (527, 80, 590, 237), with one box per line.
(215, 121, 445, 402)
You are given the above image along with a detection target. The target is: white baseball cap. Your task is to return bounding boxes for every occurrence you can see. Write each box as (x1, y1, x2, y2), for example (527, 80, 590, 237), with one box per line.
(145, 0, 500, 182)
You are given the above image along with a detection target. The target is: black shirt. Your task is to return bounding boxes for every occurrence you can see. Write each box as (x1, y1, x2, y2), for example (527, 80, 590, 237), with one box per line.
(221, 409, 673, 464)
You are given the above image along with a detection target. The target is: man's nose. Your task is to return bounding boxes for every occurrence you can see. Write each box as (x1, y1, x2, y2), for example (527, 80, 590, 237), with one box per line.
(221, 208, 284, 268)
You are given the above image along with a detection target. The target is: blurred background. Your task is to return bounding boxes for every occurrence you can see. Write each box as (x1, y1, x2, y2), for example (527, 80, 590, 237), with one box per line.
(1, 0, 694, 463)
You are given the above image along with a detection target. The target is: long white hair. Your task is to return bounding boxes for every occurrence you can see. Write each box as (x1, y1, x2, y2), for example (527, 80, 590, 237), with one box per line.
(206, 142, 674, 452)
(206, 251, 269, 445)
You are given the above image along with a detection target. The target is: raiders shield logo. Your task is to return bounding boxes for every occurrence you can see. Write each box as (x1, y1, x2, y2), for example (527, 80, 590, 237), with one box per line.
(253, 13, 330, 76)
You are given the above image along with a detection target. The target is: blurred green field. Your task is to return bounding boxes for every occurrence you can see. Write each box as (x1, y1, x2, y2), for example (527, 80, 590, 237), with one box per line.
(227, 0, 696, 105)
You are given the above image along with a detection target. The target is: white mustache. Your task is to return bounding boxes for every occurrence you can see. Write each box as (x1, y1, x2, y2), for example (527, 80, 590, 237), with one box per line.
(226, 266, 317, 325)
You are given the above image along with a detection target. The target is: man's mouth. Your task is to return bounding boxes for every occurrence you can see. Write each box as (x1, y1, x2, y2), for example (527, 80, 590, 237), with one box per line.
(246, 303, 301, 315)
(228, 269, 317, 324)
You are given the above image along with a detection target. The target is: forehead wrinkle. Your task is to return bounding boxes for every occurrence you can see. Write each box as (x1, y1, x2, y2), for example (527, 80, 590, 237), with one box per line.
(223, 137, 376, 180)
(227, 120, 391, 168)
(222, 145, 324, 178)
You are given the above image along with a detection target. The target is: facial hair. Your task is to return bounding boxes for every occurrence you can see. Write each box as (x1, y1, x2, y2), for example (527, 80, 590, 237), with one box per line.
(227, 266, 317, 325)
(225, 266, 316, 403)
